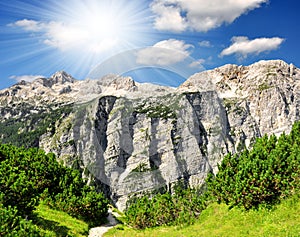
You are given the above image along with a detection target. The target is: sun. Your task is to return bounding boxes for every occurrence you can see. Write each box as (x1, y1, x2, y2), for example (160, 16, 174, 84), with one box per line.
(1, 0, 155, 80)
(80, 8, 123, 53)
(54, 0, 152, 54)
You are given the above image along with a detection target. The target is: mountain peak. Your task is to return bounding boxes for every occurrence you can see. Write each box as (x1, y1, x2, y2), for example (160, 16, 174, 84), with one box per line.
(49, 71, 76, 85)
(179, 59, 300, 97)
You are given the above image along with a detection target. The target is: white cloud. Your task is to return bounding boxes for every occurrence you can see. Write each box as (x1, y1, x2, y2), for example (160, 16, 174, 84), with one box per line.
(9, 19, 119, 53)
(42, 22, 89, 51)
(136, 39, 193, 66)
(189, 59, 206, 68)
(150, 2, 187, 32)
(151, 0, 268, 32)
(220, 36, 285, 59)
(199, 40, 212, 47)
(8, 19, 45, 31)
(10, 75, 44, 83)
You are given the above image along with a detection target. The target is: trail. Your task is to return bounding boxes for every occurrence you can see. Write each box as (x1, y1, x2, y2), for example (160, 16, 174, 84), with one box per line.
(88, 208, 119, 237)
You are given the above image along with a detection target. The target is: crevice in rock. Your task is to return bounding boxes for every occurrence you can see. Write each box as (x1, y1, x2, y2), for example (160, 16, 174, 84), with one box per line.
(116, 103, 136, 170)
(277, 87, 290, 116)
(95, 96, 117, 153)
(184, 92, 210, 157)
(171, 119, 179, 153)
(168, 114, 190, 183)
(149, 117, 162, 170)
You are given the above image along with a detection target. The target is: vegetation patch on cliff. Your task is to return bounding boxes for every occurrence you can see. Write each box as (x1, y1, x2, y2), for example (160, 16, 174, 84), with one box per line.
(135, 103, 176, 119)
(0, 103, 73, 148)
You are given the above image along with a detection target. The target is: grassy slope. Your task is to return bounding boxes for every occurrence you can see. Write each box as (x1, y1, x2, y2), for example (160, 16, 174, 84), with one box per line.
(33, 205, 89, 237)
(105, 193, 300, 237)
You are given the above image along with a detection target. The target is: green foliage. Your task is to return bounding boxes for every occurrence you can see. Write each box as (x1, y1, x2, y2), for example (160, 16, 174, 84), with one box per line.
(125, 186, 205, 229)
(131, 163, 157, 173)
(0, 144, 61, 217)
(206, 122, 300, 210)
(107, 193, 300, 237)
(223, 98, 238, 111)
(0, 203, 41, 237)
(43, 167, 109, 226)
(257, 83, 272, 91)
(0, 143, 109, 233)
(135, 103, 176, 119)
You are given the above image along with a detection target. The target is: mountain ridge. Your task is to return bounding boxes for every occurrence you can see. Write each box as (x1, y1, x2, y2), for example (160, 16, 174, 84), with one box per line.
(1, 59, 299, 210)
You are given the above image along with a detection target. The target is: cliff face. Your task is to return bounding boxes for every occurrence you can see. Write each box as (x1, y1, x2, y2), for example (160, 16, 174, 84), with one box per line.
(1, 60, 300, 210)
(181, 60, 300, 151)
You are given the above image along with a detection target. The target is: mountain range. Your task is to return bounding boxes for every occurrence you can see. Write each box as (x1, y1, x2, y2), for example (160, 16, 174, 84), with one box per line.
(0, 59, 299, 210)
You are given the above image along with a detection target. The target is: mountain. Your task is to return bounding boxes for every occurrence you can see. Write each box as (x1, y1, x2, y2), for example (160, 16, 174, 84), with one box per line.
(0, 60, 299, 210)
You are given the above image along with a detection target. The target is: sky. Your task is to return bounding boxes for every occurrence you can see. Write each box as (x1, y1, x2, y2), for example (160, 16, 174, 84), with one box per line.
(0, 0, 299, 89)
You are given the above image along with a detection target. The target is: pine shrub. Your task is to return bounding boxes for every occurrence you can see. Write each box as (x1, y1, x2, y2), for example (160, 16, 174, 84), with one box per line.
(0, 203, 41, 237)
(206, 122, 300, 209)
(125, 187, 205, 229)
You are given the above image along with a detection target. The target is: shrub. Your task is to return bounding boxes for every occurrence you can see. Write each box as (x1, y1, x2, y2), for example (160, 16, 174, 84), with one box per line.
(0, 143, 109, 229)
(206, 122, 300, 210)
(43, 168, 109, 226)
(0, 145, 61, 217)
(125, 187, 205, 229)
(0, 203, 41, 237)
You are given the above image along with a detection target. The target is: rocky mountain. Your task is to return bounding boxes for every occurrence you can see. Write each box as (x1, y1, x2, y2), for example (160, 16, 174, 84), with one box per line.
(0, 60, 299, 210)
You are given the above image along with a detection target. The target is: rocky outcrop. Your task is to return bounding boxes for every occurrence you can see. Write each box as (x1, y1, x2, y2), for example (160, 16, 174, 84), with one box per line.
(1, 60, 300, 210)
(180, 59, 300, 149)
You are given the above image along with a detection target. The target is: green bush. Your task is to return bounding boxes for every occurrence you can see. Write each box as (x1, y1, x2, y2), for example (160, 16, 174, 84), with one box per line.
(0, 143, 109, 231)
(0, 144, 61, 217)
(0, 203, 41, 237)
(43, 168, 109, 226)
(206, 122, 300, 210)
(125, 187, 205, 229)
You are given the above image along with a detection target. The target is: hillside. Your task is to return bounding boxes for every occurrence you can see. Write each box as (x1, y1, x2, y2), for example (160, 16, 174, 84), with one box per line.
(0, 60, 299, 210)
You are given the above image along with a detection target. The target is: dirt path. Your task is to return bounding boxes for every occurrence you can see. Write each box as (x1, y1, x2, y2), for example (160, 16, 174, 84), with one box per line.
(88, 209, 119, 237)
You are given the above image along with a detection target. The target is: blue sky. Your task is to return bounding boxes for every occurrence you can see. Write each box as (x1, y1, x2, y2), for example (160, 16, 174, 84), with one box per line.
(0, 0, 299, 89)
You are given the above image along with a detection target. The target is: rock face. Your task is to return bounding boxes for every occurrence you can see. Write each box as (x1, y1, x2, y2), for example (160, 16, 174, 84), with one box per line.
(1, 60, 300, 210)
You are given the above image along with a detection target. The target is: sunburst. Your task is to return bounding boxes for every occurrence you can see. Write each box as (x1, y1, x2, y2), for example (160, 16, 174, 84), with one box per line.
(2, 0, 155, 79)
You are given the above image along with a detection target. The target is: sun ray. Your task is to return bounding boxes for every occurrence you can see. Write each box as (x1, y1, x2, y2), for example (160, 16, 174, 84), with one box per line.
(1, 0, 157, 80)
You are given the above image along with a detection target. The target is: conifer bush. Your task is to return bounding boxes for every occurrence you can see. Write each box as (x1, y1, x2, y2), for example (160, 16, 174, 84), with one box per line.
(206, 122, 300, 209)
(125, 187, 205, 229)
(0, 143, 109, 232)
(0, 145, 61, 217)
(0, 202, 41, 236)
(44, 168, 109, 226)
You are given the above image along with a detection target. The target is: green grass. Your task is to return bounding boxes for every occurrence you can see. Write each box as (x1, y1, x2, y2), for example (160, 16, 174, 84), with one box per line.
(105, 193, 300, 237)
(33, 204, 89, 237)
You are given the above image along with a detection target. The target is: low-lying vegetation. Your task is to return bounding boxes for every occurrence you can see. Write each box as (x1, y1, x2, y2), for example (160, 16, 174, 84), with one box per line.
(0, 143, 109, 236)
(207, 128, 300, 210)
(106, 193, 300, 237)
(125, 186, 206, 229)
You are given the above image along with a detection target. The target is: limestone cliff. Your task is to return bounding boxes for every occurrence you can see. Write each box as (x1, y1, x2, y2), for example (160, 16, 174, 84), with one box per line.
(0, 60, 299, 210)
